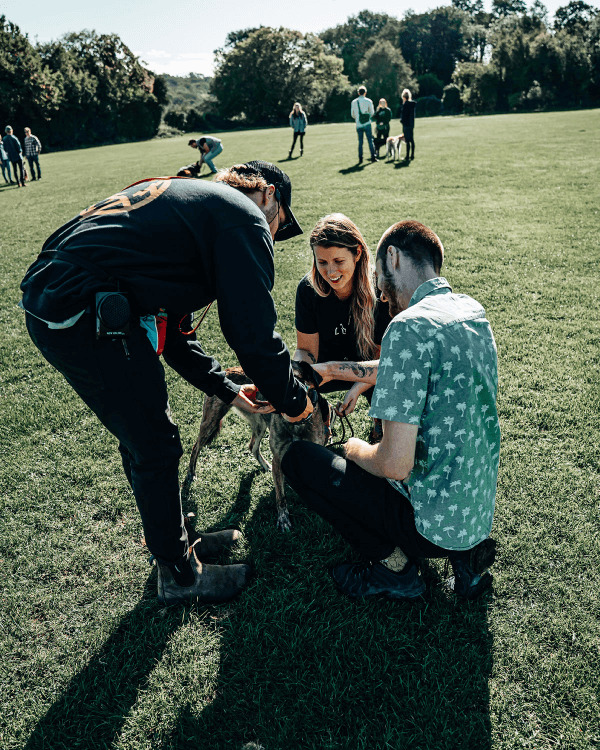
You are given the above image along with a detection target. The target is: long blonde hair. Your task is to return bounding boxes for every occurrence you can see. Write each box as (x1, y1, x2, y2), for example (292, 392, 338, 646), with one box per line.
(289, 102, 304, 118)
(309, 214, 377, 359)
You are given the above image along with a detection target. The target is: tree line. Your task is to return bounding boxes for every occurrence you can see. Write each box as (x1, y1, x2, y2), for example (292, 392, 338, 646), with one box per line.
(1, 17, 167, 149)
(200, 3, 600, 125)
(2, 3, 599, 149)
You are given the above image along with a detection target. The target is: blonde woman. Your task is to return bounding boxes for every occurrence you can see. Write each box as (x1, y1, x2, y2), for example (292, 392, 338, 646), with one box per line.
(294, 214, 391, 428)
(288, 102, 308, 158)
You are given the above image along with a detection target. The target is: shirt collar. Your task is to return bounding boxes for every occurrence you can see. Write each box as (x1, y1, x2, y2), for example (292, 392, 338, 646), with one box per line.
(408, 277, 452, 308)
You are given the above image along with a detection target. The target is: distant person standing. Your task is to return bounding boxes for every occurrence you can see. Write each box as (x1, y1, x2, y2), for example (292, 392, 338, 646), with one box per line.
(400, 89, 416, 161)
(3, 126, 26, 187)
(350, 86, 377, 164)
(23, 127, 42, 180)
(188, 135, 223, 174)
(0, 135, 12, 184)
(372, 98, 392, 158)
(288, 102, 307, 158)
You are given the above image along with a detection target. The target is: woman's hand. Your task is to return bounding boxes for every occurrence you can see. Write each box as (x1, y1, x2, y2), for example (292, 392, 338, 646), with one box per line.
(311, 362, 331, 385)
(336, 382, 367, 417)
(231, 384, 275, 414)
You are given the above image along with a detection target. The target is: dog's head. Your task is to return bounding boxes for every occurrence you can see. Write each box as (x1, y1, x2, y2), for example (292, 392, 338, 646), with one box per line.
(176, 163, 201, 178)
(291, 360, 336, 428)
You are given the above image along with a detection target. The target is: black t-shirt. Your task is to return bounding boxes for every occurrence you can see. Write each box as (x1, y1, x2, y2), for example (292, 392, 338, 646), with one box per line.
(20, 178, 306, 415)
(295, 276, 391, 362)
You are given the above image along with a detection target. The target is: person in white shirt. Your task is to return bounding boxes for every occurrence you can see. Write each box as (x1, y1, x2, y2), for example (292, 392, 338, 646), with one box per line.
(350, 86, 378, 164)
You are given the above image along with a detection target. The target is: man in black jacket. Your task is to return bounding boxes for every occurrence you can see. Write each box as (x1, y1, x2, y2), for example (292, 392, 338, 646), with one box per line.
(3, 125, 26, 187)
(20, 161, 312, 604)
(400, 89, 416, 161)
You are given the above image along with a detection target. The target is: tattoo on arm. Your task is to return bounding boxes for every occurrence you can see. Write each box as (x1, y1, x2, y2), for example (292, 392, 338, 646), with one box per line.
(337, 362, 378, 380)
(306, 351, 316, 364)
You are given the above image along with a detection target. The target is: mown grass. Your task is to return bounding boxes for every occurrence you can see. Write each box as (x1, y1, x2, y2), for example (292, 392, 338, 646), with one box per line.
(1, 110, 599, 750)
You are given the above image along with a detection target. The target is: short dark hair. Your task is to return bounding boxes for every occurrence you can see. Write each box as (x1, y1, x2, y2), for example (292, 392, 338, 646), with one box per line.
(377, 220, 444, 274)
(188, 139, 197, 146)
(358, 86, 366, 95)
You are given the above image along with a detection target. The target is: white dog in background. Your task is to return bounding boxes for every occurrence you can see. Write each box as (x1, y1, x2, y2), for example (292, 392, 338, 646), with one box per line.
(386, 134, 406, 161)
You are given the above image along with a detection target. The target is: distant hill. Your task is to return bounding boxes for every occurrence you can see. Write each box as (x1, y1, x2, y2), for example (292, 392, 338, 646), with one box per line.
(162, 73, 213, 112)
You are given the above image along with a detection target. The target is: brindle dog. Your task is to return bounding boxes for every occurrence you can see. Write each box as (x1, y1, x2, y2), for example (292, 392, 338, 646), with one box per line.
(181, 361, 335, 531)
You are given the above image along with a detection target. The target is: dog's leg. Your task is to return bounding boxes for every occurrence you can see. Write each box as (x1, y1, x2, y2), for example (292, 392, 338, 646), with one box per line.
(271, 451, 291, 532)
(241, 412, 272, 472)
(181, 396, 232, 502)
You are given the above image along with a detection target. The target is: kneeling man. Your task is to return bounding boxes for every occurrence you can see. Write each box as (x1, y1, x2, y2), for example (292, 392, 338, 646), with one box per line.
(282, 220, 500, 600)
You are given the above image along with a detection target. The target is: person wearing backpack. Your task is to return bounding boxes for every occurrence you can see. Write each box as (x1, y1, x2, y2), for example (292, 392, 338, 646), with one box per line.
(350, 87, 377, 164)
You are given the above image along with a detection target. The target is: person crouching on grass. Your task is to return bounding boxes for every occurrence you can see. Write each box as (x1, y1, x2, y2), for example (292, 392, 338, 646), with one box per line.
(293, 213, 391, 442)
(188, 135, 223, 174)
(283, 220, 500, 601)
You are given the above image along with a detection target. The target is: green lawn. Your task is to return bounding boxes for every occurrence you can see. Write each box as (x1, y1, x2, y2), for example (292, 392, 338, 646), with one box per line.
(1, 110, 599, 750)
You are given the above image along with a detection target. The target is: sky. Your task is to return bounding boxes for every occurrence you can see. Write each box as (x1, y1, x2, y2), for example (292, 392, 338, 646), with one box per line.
(2, 0, 565, 77)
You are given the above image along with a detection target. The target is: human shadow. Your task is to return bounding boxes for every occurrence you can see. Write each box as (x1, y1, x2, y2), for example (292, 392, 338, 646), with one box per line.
(394, 159, 411, 169)
(23, 575, 181, 750)
(338, 163, 368, 175)
(154, 493, 494, 750)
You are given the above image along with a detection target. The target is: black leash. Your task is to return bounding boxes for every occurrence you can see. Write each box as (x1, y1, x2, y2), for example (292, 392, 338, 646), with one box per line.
(329, 405, 354, 447)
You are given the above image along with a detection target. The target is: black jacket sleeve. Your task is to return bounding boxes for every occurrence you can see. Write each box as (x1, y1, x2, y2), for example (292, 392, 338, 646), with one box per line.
(162, 312, 240, 403)
(212, 222, 307, 417)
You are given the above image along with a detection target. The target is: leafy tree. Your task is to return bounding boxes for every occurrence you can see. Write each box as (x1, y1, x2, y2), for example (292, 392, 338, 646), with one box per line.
(0, 16, 59, 131)
(212, 26, 349, 124)
(492, 0, 528, 17)
(37, 29, 166, 146)
(452, 0, 485, 15)
(442, 83, 463, 112)
(358, 39, 416, 113)
(320, 11, 401, 83)
(397, 7, 473, 84)
(554, 1, 598, 32)
(417, 72, 444, 98)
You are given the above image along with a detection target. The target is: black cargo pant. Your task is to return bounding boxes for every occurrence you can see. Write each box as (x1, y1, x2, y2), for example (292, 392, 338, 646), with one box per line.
(282, 440, 469, 564)
(26, 312, 189, 564)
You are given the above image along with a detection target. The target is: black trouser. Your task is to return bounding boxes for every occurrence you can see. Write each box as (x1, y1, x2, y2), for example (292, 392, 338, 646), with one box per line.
(290, 131, 304, 154)
(282, 441, 463, 562)
(27, 155, 41, 179)
(11, 158, 25, 185)
(403, 127, 415, 158)
(374, 128, 389, 154)
(26, 312, 189, 564)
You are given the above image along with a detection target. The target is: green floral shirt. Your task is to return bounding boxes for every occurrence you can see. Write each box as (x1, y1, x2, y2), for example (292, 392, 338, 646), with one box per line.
(369, 278, 500, 551)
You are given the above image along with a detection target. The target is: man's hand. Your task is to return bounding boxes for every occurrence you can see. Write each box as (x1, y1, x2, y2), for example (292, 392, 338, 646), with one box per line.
(232, 384, 275, 414)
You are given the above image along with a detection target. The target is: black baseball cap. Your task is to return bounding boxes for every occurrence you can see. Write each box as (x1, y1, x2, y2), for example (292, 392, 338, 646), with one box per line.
(243, 160, 303, 242)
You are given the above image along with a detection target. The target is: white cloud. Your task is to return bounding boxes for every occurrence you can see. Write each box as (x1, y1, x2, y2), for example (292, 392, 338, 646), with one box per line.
(135, 50, 215, 77)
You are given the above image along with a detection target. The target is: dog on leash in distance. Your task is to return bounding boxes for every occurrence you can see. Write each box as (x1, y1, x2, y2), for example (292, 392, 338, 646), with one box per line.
(385, 134, 406, 161)
(181, 360, 336, 532)
(176, 162, 202, 178)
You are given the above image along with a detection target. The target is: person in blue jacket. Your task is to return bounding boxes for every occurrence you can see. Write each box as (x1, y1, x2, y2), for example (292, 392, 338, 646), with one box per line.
(288, 102, 307, 158)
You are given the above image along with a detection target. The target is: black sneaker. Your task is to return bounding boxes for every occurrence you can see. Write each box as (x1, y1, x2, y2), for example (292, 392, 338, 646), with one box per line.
(447, 538, 496, 599)
(369, 156, 379, 162)
(331, 560, 425, 600)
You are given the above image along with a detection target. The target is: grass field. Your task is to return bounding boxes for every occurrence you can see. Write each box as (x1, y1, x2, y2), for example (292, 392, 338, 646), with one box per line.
(1, 110, 599, 750)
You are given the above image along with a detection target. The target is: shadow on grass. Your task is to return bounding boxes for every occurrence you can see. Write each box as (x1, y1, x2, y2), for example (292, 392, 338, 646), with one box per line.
(23, 575, 179, 750)
(156, 493, 494, 750)
(338, 163, 368, 175)
(394, 159, 411, 169)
